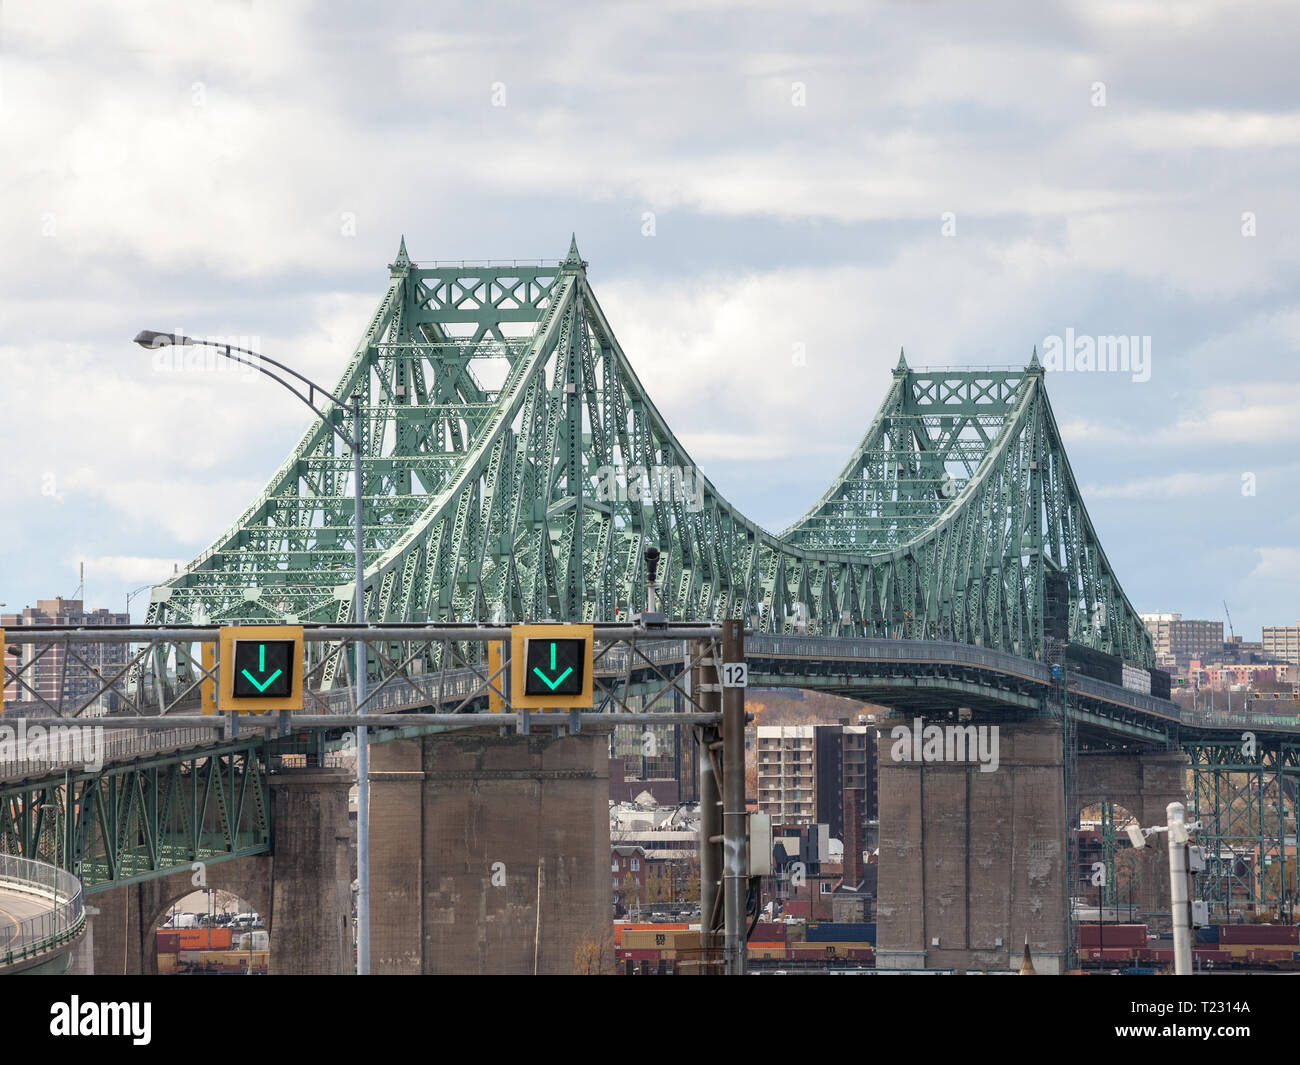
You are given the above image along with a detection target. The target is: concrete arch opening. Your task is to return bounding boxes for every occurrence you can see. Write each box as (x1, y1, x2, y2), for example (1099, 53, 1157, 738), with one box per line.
(1076, 801, 1144, 924)
(152, 888, 271, 975)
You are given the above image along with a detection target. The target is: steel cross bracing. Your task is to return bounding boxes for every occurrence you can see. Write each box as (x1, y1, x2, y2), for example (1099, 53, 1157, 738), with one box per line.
(139, 237, 1153, 674)
(1, 625, 727, 727)
(1186, 741, 1300, 912)
(0, 739, 270, 892)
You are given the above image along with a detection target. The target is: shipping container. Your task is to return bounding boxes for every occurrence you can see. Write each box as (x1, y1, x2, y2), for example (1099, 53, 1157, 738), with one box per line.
(622, 928, 697, 952)
(1247, 948, 1294, 962)
(788, 948, 827, 962)
(845, 948, 875, 962)
(1077, 924, 1146, 948)
(1194, 926, 1219, 945)
(805, 922, 876, 943)
(617, 949, 661, 962)
(1100, 948, 1135, 962)
(234, 930, 269, 952)
(155, 930, 181, 954)
(1218, 924, 1299, 945)
(177, 928, 233, 951)
(747, 946, 786, 960)
(612, 922, 687, 947)
(749, 923, 787, 943)
(800, 941, 873, 957)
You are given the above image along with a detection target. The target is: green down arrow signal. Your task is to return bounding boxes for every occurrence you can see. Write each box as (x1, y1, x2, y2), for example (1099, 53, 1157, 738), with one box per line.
(532, 642, 573, 691)
(241, 644, 284, 693)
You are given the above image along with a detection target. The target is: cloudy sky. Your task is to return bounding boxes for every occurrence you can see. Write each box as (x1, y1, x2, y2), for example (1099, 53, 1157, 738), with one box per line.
(1, 0, 1297, 637)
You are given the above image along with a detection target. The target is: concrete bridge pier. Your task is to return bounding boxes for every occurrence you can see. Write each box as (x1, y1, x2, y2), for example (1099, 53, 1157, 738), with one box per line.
(369, 724, 612, 975)
(875, 716, 1069, 974)
(88, 766, 353, 974)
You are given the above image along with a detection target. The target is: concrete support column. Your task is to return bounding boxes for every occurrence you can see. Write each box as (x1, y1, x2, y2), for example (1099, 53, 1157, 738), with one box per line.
(409, 724, 612, 974)
(876, 716, 1067, 973)
(268, 767, 353, 974)
(369, 738, 425, 974)
(89, 880, 143, 975)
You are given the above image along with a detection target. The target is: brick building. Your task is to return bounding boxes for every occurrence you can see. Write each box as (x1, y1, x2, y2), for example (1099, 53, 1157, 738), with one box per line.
(611, 845, 648, 916)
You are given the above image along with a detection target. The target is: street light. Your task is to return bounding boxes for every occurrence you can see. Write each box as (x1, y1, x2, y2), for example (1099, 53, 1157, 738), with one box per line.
(1126, 803, 1201, 975)
(132, 329, 374, 975)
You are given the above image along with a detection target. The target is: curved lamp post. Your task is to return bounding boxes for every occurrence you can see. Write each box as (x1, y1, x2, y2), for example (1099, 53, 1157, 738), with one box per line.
(133, 330, 373, 975)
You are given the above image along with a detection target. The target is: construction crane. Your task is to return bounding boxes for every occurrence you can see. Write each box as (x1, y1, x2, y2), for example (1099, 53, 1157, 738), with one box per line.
(1223, 600, 1235, 642)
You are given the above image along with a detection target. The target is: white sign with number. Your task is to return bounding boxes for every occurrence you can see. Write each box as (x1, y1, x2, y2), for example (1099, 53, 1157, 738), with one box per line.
(721, 662, 748, 688)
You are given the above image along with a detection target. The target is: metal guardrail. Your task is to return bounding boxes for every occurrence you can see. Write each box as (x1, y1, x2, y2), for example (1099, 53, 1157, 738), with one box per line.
(0, 639, 703, 776)
(747, 634, 1300, 734)
(0, 725, 220, 781)
(0, 854, 84, 967)
(5, 630, 1294, 756)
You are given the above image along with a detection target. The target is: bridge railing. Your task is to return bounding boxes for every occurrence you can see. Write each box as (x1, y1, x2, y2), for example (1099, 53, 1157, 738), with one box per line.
(747, 634, 1051, 683)
(0, 725, 221, 781)
(1179, 708, 1300, 730)
(0, 854, 84, 968)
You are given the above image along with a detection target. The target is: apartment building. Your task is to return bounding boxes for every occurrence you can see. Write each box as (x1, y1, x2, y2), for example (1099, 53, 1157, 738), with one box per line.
(758, 722, 878, 843)
(2, 598, 130, 707)
(1140, 612, 1224, 663)
(756, 726, 817, 824)
(1263, 624, 1300, 666)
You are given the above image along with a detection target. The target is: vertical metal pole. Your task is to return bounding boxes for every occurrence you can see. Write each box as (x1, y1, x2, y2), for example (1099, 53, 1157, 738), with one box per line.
(1168, 802, 1192, 976)
(722, 620, 746, 976)
(353, 395, 370, 976)
(694, 641, 721, 967)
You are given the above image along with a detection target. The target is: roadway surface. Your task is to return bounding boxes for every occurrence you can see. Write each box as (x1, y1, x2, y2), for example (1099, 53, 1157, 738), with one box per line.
(3, 635, 1298, 784)
(0, 884, 56, 954)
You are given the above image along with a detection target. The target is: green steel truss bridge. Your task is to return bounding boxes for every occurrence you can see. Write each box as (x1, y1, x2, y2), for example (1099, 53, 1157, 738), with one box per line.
(144, 237, 1151, 674)
(3, 238, 1295, 912)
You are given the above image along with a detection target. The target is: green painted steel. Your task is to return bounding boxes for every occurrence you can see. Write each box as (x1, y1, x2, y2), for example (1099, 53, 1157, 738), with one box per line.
(0, 741, 270, 892)
(142, 237, 1153, 672)
(1187, 741, 1300, 911)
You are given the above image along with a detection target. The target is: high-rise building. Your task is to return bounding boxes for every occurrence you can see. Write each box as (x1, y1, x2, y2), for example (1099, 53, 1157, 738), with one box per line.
(609, 715, 698, 804)
(1140, 612, 1223, 663)
(1, 598, 130, 708)
(757, 722, 878, 841)
(1263, 624, 1300, 666)
(756, 725, 816, 824)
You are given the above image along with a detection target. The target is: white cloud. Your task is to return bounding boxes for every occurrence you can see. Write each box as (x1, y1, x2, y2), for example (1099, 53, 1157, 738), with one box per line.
(1249, 547, 1300, 582)
(1, 0, 1299, 640)
(74, 555, 185, 588)
(1083, 471, 1237, 500)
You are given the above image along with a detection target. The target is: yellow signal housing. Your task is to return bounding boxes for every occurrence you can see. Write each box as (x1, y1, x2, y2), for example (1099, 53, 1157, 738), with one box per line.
(218, 625, 304, 713)
(509, 624, 593, 711)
